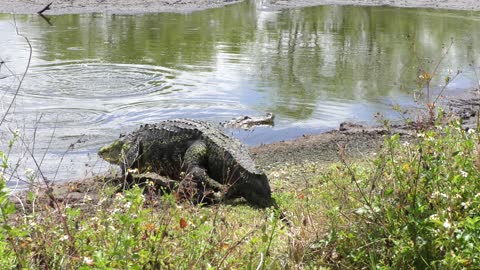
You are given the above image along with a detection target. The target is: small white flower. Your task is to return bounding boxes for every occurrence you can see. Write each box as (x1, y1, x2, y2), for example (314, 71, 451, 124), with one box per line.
(60, 235, 69, 241)
(443, 219, 451, 229)
(461, 201, 471, 209)
(440, 193, 448, 199)
(417, 133, 425, 138)
(115, 193, 124, 200)
(125, 201, 132, 209)
(467, 128, 475, 134)
(83, 256, 94, 265)
(402, 141, 410, 147)
(460, 170, 468, 178)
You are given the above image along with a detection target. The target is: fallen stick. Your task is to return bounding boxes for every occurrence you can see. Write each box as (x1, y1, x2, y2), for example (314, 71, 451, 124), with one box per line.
(37, 2, 52, 15)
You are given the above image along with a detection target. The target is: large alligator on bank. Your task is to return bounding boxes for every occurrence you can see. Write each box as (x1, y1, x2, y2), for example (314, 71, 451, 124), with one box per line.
(98, 119, 273, 207)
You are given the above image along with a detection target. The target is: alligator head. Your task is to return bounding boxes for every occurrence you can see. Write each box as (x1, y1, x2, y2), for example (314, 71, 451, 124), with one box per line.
(98, 139, 130, 165)
(229, 171, 273, 208)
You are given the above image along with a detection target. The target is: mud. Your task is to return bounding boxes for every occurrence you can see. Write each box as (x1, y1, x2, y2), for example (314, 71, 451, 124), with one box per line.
(265, 0, 480, 11)
(2, 0, 480, 15)
(0, 0, 242, 15)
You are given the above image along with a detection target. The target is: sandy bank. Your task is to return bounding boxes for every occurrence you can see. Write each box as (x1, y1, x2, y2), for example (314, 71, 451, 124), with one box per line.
(2, 0, 480, 15)
(0, 0, 242, 15)
(265, 0, 480, 11)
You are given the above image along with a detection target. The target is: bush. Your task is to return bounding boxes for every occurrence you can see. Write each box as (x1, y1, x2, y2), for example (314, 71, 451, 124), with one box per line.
(317, 121, 480, 268)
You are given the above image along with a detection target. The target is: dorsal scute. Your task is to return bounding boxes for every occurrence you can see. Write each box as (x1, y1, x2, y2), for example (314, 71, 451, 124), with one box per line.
(185, 119, 261, 174)
(159, 119, 261, 174)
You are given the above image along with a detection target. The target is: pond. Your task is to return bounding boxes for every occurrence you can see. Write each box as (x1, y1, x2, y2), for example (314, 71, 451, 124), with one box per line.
(1, 1, 479, 184)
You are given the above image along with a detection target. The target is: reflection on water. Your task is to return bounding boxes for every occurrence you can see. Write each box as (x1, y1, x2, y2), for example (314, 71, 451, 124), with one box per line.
(0, 1, 479, 184)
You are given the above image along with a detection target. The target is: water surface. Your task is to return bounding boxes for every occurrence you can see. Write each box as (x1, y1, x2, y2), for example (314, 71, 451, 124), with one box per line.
(1, 2, 479, 184)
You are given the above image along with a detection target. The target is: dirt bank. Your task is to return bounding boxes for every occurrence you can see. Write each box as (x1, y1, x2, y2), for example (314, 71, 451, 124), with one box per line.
(2, 0, 480, 15)
(0, 0, 242, 15)
(11, 122, 414, 211)
(265, 0, 480, 11)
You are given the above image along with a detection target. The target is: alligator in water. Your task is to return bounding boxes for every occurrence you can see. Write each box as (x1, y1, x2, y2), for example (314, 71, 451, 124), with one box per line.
(221, 112, 274, 130)
(98, 119, 273, 207)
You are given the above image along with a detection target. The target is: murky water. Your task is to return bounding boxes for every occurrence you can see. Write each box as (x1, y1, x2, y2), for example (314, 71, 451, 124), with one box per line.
(1, 2, 479, 185)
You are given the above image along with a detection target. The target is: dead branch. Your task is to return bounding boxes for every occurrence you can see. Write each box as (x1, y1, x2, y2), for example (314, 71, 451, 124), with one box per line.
(0, 15, 32, 126)
(37, 2, 52, 15)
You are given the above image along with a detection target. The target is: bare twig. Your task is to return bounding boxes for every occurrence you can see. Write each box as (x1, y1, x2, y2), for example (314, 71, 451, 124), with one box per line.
(0, 15, 32, 126)
(37, 2, 52, 15)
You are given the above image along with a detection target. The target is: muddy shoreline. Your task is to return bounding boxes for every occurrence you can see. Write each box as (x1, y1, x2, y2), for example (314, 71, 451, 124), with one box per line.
(1, 0, 480, 15)
(265, 0, 480, 11)
(10, 89, 480, 210)
(0, 0, 243, 15)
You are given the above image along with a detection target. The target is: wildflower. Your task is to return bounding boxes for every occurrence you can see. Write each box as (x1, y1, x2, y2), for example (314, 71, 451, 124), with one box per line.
(83, 256, 94, 266)
(417, 133, 425, 138)
(127, 168, 139, 174)
(402, 141, 410, 147)
(429, 214, 439, 220)
(60, 235, 69, 241)
(125, 201, 132, 209)
(143, 222, 157, 232)
(443, 219, 452, 229)
(84, 195, 92, 202)
(461, 201, 471, 209)
(460, 170, 468, 178)
(115, 193, 124, 200)
(467, 128, 475, 134)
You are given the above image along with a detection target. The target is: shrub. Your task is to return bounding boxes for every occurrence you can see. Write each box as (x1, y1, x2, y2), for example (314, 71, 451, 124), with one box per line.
(317, 121, 480, 268)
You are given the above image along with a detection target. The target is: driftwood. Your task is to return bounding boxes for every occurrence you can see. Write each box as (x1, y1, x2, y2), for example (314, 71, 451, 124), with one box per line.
(37, 2, 52, 15)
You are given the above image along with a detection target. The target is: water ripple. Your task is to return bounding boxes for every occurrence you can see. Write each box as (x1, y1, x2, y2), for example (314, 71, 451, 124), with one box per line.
(22, 61, 179, 99)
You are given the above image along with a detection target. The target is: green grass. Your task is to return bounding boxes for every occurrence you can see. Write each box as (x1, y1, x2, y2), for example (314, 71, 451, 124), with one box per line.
(1, 120, 480, 269)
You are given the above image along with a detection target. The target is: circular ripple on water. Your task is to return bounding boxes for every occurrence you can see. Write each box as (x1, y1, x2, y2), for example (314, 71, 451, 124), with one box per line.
(22, 61, 178, 99)
(7, 106, 110, 133)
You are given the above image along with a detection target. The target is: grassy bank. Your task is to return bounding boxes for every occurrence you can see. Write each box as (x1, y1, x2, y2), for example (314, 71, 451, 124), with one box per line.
(1, 119, 479, 269)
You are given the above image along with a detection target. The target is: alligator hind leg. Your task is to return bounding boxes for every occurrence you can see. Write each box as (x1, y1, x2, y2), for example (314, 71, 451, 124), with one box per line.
(182, 140, 227, 203)
(183, 140, 225, 190)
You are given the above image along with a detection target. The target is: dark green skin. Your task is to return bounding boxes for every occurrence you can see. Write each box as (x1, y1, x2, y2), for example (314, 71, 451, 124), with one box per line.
(98, 119, 272, 207)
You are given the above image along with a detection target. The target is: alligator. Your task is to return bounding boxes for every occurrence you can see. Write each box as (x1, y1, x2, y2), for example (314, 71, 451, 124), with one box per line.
(98, 119, 273, 207)
(221, 112, 275, 130)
